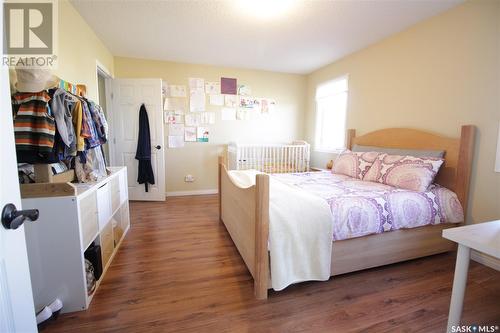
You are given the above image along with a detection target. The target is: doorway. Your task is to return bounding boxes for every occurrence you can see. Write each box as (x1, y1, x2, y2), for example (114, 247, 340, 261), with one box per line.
(96, 62, 112, 165)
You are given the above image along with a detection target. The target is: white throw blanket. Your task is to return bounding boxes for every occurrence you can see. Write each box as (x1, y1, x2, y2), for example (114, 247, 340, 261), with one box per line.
(228, 170, 333, 291)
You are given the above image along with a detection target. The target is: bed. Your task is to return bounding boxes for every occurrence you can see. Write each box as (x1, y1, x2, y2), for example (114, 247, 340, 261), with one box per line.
(218, 126, 475, 299)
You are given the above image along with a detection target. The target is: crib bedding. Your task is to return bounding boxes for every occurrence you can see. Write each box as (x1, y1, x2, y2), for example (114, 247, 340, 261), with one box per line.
(271, 171, 464, 241)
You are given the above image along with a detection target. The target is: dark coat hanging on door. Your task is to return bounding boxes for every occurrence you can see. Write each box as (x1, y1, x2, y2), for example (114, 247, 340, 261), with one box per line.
(135, 104, 155, 192)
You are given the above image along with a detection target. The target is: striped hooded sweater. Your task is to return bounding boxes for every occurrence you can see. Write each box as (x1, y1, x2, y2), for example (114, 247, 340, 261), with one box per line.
(12, 91, 56, 153)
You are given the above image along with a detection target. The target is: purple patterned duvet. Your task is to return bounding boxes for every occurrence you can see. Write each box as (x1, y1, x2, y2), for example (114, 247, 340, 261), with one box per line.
(271, 171, 463, 241)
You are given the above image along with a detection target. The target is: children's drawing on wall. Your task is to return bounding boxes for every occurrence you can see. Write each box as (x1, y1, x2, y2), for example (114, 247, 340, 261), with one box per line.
(196, 127, 209, 142)
(162, 81, 169, 96)
(189, 90, 206, 112)
(200, 112, 215, 124)
(165, 112, 183, 124)
(239, 96, 261, 111)
(164, 98, 186, 113)
(239, 96, 257, 109)
(236, 109, 250, 121)
(168, 85, 187, 97)
(185, 114, 200, 127)
(205, 81, 220, 95)
(224, 95, 237, 108)
(209, 94, 224, 106)
(189, 78, 205, 92)
(169, 123, 184, 136)
(260, 98, 276, 114)
(237, 84, 251, 96)
(221, 77, 237, 95)
(168, 135, 184, 148)
(184, 127, 197, 142)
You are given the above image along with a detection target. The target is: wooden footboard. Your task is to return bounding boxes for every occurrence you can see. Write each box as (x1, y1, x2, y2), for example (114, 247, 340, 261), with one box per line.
(218, 156, 270, 299)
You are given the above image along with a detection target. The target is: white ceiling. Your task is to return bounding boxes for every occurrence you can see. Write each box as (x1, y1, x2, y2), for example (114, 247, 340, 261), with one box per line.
(71, 0, 463, 74)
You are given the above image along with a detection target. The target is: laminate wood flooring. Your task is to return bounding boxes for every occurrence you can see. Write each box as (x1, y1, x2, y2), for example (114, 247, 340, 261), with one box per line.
(44, 195, 500, 333)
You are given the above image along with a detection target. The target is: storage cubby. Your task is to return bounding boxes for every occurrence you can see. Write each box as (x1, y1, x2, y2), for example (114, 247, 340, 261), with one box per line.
(22, 167, 130, 313)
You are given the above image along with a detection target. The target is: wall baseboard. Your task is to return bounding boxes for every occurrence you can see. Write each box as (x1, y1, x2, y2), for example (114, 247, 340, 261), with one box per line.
(166, 189, 218, 197)
(471, 250, 500, 271)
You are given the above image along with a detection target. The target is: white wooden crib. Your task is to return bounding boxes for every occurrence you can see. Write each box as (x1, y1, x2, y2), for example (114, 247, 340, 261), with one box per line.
(227, 141, 310, 173)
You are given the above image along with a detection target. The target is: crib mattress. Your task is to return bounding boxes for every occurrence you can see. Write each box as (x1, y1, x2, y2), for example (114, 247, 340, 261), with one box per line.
(271, 171, 464, 241)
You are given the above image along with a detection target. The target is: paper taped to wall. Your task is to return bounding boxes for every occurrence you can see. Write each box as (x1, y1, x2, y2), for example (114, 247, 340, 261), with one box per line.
(260, 98, 276, 113)
(205, 81, 221, 95)
(225, 95, 237, 108)
(238, 84, 251, 96)
(185, 114, 200, 127)
(189, 78, 205, 92)
(239, 96, 259, 109)
(190, 90, 206, 112)
(184, 127, 197, 142)
(169, 85, 187, 97)
(200, 112, 215, 124)
(209, 94, 224, 106)
(164, 98, 186, 112)
(236, 108, 250, 121)
(197, 127, 209, 142)
(165, 112, 183, 124)
(169, 123, 184, 136)
(168, 135, 184, 148)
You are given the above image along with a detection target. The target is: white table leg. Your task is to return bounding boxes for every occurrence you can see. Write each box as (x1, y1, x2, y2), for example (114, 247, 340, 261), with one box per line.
(447, 244, 471, 333)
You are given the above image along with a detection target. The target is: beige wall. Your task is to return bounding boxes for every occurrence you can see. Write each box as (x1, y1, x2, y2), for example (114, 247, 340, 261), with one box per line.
(21, 0, 499, 224)
(114, 56, 306, 193)
(305, 0, 500, 224)
(54, 0, 114, 101)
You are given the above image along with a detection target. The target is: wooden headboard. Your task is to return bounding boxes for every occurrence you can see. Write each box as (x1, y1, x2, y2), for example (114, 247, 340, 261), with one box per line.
(346, 125, 475, 215)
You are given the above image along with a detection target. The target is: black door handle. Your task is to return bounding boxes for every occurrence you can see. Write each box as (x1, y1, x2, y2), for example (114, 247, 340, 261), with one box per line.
(155, 145, 161, 150)
(1, 203, 39, 230)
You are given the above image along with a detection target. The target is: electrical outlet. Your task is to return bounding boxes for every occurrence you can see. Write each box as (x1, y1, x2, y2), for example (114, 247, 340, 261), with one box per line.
(185, 174, 195, 182)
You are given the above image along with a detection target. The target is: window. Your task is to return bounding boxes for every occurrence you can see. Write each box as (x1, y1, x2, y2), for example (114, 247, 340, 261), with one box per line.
(314, 76, 348, 152)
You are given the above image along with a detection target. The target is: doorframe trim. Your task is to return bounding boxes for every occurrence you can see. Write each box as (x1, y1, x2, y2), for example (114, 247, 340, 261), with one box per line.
(95, 60, 115, 165)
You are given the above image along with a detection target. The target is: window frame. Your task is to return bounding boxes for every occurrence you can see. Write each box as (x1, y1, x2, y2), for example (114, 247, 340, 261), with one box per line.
(314, 74, 349, 153)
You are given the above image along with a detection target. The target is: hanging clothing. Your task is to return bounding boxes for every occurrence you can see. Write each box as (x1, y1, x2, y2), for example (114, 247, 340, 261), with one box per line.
(72, 100, 85, 152)
(75, 146, 107, 183)
(11, 73, 111, 184)
(49, 88, 77, 157)
(12, 91, 59, 163)
(81, 99, 101, 149)
(88, 101, 108, 144)
(135, 104, 155, 192)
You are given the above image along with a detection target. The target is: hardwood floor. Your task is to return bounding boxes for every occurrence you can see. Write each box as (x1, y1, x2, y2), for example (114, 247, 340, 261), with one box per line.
(45, 195, 499, 333)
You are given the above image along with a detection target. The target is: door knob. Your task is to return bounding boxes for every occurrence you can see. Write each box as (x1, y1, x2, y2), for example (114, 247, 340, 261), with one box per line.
(155, 145, 161, 150)
(1, 203, 39, 230)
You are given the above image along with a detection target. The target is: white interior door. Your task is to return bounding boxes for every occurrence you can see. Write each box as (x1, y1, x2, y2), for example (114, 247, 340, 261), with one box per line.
(0, 9, 37, 330)
(110, 79, 165, 201)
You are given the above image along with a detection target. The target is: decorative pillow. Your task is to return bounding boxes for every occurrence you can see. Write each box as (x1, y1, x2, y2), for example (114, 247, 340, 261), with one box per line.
(332, 150, 380, 179)
(351, 144, 445, 158)
(363, 153, 444, 192)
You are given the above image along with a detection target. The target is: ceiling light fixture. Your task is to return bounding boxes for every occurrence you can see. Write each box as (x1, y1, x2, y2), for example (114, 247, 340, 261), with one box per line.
(235, 0, 298, 20)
